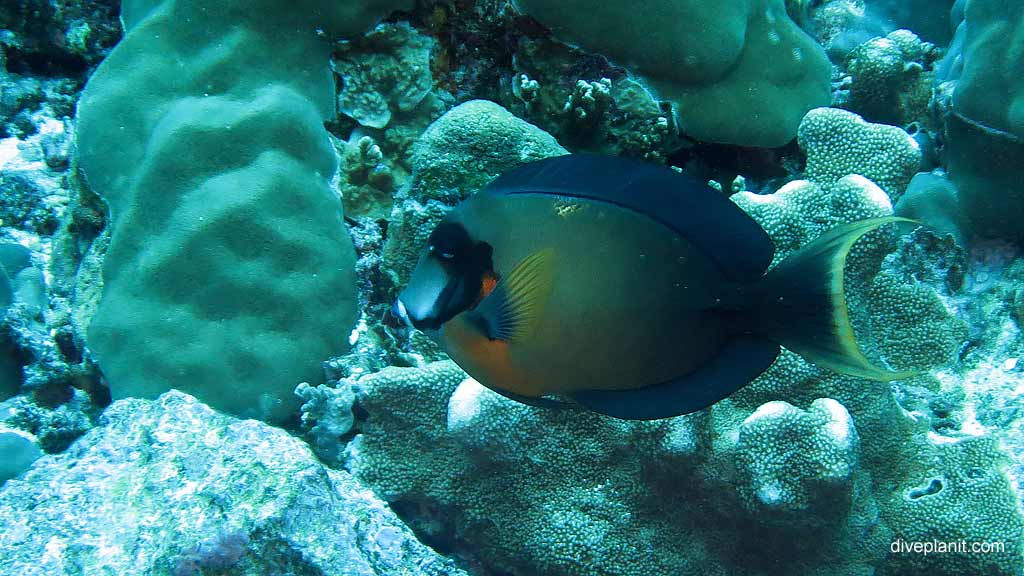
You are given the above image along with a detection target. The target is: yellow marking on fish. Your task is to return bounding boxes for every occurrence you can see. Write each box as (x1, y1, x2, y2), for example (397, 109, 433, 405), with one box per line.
(554, 200, 583, 218)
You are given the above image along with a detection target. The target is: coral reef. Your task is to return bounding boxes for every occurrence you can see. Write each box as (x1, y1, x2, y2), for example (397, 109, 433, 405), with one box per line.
(336, 22, 436, 131)
(797, 107, 921, 201)
(333, 104, 1016, 576)
(842, 30, 937, 127)
(0, 391, 467, 575)
(3, 1, 1024, 575)
(333, 21, 453, 220)
(382, 99, 566, 283)
(0, 0, 120, 139)
(735, 398, 859, 526)
(1, 388, 98, 453)
(513, 0, 831, 147)
(893, 172, 965, 247)
(942, 0, 1024, 244)
(506, 40, 674, 160)
(73, 0, 419, 423)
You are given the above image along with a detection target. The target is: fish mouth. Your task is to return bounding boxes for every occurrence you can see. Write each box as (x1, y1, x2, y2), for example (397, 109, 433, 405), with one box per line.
(387, 299, 415, 329)
(388, 297, 442, 332)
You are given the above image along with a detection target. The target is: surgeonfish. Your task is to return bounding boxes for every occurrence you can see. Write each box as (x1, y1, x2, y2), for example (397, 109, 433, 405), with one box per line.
(390, 154, 913, 420)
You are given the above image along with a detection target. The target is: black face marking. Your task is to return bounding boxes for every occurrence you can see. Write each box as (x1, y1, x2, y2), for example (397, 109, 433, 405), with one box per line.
(428, 222, 471, 262)
(424, 222, 494, 326)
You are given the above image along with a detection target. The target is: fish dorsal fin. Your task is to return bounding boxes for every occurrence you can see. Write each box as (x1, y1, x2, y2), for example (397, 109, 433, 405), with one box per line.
(470, 248, 557, 342)
(567, 336, 781, 420)
(483, 154, 774, 282)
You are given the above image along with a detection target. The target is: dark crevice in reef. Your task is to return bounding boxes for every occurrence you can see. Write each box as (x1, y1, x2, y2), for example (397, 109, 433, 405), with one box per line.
(4, 46, 89, 78)
(667, 138, 804, 195)
(389, 499, 506, 576)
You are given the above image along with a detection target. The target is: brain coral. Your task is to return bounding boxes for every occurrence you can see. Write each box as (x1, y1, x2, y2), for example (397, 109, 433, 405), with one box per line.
(512, 0, 831, 147)
(76, 0, 411, 423)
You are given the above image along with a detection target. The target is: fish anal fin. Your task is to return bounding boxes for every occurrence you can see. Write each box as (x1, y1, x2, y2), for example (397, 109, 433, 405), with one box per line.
(568, 336, 781, 420)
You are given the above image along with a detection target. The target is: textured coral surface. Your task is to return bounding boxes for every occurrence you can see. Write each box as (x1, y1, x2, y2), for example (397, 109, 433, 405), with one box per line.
(0, 1, 1022, 575)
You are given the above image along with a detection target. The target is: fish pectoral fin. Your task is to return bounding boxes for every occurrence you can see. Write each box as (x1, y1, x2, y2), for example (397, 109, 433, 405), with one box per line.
(472, 247, 557, 342)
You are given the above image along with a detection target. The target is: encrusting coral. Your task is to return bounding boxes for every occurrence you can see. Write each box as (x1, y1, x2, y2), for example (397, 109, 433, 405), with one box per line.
(326, 102, 1018, 576)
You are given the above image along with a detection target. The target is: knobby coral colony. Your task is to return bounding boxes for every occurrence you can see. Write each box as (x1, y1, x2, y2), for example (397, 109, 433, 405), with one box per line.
(0, 0, 1020, 575)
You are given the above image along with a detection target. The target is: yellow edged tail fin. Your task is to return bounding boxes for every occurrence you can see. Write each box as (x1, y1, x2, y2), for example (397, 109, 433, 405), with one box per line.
(747, 217, 918, 381)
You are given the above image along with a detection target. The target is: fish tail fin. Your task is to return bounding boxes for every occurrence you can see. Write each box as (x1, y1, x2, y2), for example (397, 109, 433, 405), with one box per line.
(742, 217, 918, 381)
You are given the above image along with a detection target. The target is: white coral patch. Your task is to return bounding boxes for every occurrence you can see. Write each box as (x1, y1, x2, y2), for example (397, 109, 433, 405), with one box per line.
(446, 378, 487, 433)
(745, 400, 791, 424)
(815, 398, 854, 448)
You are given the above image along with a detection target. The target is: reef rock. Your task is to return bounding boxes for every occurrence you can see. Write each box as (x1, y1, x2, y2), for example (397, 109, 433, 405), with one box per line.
(0, 391, 466, 576)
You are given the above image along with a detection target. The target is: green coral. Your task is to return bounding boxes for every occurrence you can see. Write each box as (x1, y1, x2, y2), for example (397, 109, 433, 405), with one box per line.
(338, 134, 397, 219)
(844, 30, 936, 127)
(382, 100, 566, 282)
(736, 399, 859, 525)
(512, 0, 830, 147)
(75, 0, 411, 423)
(334, 22, 435, 130)
(893, 172, 966, 247)
(944, 0, 1024, 243)
(950, 0, 1024, 138)
(797, 107, 922, 201)
(406, 100, 567, 204)
(507, 38, 673, 160)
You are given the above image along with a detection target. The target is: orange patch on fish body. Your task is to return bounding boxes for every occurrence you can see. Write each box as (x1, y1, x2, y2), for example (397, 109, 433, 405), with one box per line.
(441, 313, 547, 398)
(475, 272, 498, 307)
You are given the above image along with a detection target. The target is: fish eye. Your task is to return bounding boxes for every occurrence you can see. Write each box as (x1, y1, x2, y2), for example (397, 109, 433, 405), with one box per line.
(428, 244, 456, 260)
(428, 222, 472, 263)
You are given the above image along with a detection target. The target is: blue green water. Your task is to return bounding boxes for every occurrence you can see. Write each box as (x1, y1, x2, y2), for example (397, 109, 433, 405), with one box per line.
(0, 0, 1020, 574)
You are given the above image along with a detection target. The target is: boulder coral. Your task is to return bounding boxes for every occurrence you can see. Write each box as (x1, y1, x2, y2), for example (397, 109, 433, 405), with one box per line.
(942, 0, 1024, 244)
(75, 0, 412, 423)
(382, 100, 566, 283)
(512, 0, 831, 147)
